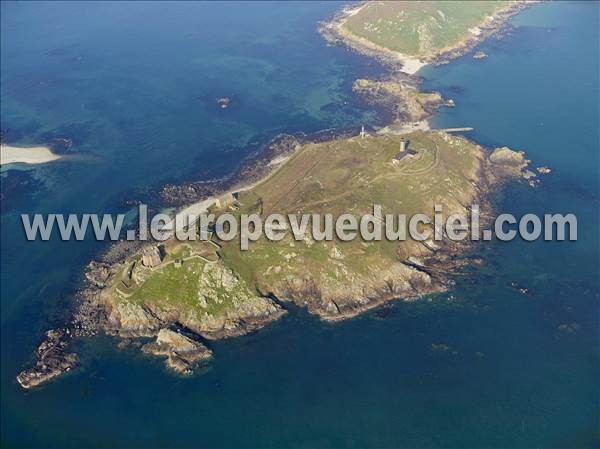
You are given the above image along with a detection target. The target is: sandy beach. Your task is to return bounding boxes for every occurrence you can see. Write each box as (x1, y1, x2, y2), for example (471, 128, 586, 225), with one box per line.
(0, 144, 62, 165)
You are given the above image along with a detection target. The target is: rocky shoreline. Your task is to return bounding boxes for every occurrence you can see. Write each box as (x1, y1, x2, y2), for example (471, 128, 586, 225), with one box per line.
(318, 1, 533, 73)
(16, 133, 535, 390)
(17, 2, 541, 389)
(255, 140, 535, 322)
(16, 329, 77, 389)
(352, 76, 453, 124)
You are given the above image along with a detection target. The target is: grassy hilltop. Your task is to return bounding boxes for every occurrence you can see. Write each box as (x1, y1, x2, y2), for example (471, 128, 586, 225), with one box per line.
(219, 131, 483, 318)
(339, 1, 511, 60)
(103, 131, 488, 329)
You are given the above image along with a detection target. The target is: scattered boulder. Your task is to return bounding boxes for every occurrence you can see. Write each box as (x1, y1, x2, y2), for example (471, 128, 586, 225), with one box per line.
(473, 51, 488, 60)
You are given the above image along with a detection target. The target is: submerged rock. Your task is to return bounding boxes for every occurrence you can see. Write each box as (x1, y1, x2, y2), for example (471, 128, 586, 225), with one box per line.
(431, 343, 450, 352)
(509, 281, 531, 296)
(557, 322, 580, 334)
(217, 97, 231, 109)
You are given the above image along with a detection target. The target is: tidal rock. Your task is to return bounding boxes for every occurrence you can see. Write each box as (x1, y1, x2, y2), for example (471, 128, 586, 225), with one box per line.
(557, 322, 580, 334)
(489, 147, 530, 178)
(142, 328, 212, 374)
(16, 329, 77, 389)
(490, 147, 526, 166)
(522, 169, 537, 180)
(537, 166, 552, 174)
(509, 281, 530, 295)
(217, 97, 231, 109)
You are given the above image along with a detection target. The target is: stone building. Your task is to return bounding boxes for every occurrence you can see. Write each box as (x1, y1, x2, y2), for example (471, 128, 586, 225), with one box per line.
(141, 245, 163, 268)
(215, 192, 235, 209)
(392, 139, 416, 165)
(399, 138, 408, 152)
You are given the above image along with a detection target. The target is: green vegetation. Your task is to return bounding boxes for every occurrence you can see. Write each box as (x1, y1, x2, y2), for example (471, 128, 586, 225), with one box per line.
(342, 1, 509, 58)
(110, 240, 257, 320)
(129, 258, 207, 312)
(219, 131, 483, 312)
(108, 131, 485, 320)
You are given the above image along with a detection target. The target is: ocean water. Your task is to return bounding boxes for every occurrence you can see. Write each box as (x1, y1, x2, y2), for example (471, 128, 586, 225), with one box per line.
(1, 2, 598, 448)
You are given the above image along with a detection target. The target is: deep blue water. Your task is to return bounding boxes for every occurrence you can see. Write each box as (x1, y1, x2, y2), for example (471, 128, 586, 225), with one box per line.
(1, 2, 598, 448)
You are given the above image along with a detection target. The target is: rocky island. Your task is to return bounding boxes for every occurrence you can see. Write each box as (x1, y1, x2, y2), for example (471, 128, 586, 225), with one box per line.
(17, 128, 532, 387)
(319, 0, 530, 73)
(17, 1, 537, 388)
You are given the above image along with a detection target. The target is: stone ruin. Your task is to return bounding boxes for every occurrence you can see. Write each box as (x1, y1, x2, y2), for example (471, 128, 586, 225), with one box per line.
(141, 245, 163, 268)
(215, 192, 235, 209)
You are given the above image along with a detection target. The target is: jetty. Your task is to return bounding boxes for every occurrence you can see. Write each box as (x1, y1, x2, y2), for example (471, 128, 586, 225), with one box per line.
(436, 127, 473, 133)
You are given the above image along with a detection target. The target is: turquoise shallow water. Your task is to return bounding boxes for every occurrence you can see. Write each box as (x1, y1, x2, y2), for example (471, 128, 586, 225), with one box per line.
(1, 2, 599, 448)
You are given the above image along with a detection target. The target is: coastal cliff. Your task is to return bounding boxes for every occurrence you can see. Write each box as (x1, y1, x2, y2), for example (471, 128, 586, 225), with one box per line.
(75, 132, 531, 361)
(17, 1, 536, 388)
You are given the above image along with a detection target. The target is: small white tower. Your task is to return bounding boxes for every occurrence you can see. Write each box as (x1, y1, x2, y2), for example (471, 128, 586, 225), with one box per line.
(359, 125, 367, 139)
(399, 138, 407, 152)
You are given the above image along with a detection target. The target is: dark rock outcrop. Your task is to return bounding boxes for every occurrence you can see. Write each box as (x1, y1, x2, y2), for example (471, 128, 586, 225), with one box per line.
(16, 329, 77, 389)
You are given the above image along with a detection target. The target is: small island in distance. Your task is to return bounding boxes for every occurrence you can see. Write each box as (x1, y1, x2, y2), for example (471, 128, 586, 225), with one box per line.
(17, 0, 540, 388)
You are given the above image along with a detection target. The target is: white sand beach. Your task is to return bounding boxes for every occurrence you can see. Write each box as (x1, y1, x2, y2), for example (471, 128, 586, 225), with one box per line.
(399, 58, 427, 75)
(0, 145, 62, 165)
